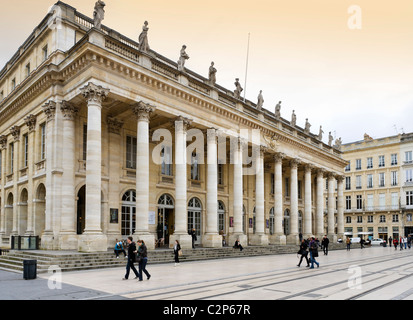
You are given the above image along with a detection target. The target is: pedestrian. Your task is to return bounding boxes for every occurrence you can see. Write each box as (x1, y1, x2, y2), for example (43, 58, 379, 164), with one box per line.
(400, 236, 404, 251)
(321, 235, 329, 255)
(122, 236, 140, 280)
(407, 235, 412, 249)
(403, 236, 407, 249)
(309, 237, 319, 269)
(297, 239, 309, 267)
(233, 238, 243, 251)
(299, 232, 303, 243)
(190, 228, 197, 249)
(360, 238, 365, 249)
(388, 236, 392, 249)
(393, 238, 398, 250)
(114, 239, 126, 258)
(173, 240, 181, 267)
(346, 237, 351, 251)
(137, 240, 151, 281)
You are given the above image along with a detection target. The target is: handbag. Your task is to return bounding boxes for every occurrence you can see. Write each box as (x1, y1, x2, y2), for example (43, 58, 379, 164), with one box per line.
(178, 249, 183, 256)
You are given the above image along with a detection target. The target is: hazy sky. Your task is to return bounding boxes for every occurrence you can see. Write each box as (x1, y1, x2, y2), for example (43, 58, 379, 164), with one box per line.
(1, 0, 412, 144)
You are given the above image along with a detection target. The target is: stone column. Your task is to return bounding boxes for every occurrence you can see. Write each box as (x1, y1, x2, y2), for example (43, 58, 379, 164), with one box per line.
(107, 116, 123, 244)
(304, 164, 313, 238)
(10, 126, 20, 236)
(316, 168, 325, 238)
(58, 101, 78, 249)
(170, 116, 192, 249)
(24, 115, 36, 236)
(0, 136, 7, 236)
(250, 146, 269, 245)
(78, 82, 109, 252)
(337, 175, 345, 240)
(272, 152, 286, 244)
(327, 172, 337, 242)
(287, 158, 300, 244)
(203, 128, 222, 248)
(132, 101, 156, 250)
(229, 137, 247, 246)
(41, 101, 56, 249)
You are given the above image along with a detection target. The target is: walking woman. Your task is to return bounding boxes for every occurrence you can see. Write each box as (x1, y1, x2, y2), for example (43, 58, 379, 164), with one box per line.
(309, 237, 320, 269)
(297, 239, 309, 267)
(137, 240, 151, 281)
(173, 240, 181, 267)
(122, 237, 140, 280)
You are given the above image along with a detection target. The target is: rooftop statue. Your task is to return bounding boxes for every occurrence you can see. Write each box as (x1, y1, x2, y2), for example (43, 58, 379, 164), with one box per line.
(328, 131, 333, 146)
(334, 137, 342, 149)
(275, 101, 281, 119)
(304, 118, 311, 134)
(291, 110, 296, 127)
(256, 90, 264, 110)
(208, 62, 217, 85)
(234, 78, 243, 99)
(138, 21, 150, 52)
(177, 45, 189, 72)
(93, 0, 106, 30)
(318, 125, 324, 140)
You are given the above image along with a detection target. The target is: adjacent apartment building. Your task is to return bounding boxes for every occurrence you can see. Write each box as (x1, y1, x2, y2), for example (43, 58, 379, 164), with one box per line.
(341, 133, 413, 241)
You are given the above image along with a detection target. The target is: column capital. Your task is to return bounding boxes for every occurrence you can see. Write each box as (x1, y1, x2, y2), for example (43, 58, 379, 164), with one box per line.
(0, 135, 7, 149)
(173, 115, 192, 132)
(10, 125, 20, 142)
(290, 158, 301, 169)
(42, 100, 57, 122)
(60, 101, 79, 120)
(304, 163, 314, 173)
(316, 168, 326, 177)
(107, 116, 124, 135)
(131, 101, 156, 122)
(80, 82, 109, 104)
(206, 128, 218, 143)
(336, 175, 345, 183)
(24, 114, 37, 132)
(327, 171, 336, 180)
(274, 152, 285, 163)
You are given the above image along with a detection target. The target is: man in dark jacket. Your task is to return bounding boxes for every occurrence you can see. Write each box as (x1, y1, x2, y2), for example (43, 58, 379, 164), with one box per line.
(122, 236, 140, 280)
(297, 239, 309, 267)
(321, 235, 330, 255)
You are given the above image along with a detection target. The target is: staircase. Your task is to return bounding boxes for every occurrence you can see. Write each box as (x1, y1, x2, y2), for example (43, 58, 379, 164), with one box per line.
(0, 243, 346, 274)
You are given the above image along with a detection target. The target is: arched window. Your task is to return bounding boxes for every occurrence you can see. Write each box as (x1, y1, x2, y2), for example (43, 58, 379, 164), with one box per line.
(188, 197, 202, 244)
(158, 194, 174, 207)
(121, 190, 136, 236)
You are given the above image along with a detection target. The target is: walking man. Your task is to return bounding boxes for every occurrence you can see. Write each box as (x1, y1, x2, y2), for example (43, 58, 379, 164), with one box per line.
(122, 236, 140, 280)
(297, 239, 309, 267)
(321, 235, 329, 255)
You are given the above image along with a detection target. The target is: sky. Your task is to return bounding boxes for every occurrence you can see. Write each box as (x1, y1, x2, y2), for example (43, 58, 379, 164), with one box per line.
(0, 0, 412, 144)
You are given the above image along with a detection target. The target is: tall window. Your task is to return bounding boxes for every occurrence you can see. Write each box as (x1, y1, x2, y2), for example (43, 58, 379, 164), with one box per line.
(190, 152, 200, 180)
(391, 153, 398, 166)
(23, 134, 28, 167)
(25, 63, 31, 78)
(285, 178, 290, 197)
(367, 174, 373, 188)
(346, 196, 351, 210)
(405, 151, 413, 164)
(218, 163, 224, 185)
(298, 180, 302, 199)
(391, 171, 398, 186)
(379, 193, 385, 210)
(356, 175, 362, 189)
(126, 136, 137, 169)
(345, 176, 351, 190)
(406, 169, 413, 183)
(357, 216, 363, 223)
(367, 215, 373, 223)
(356, 195, 362, 210)
(346, 216, 351, 223)
(40, 123, 46, 160)
(82, 124, 87, 161)
(406, 191, 413, 206)
(161, 146, 172, 176)
(345, 161, 351, 172)
(378, 155, 385, 167)
(356, 159, 362, 170)
(392, 214, 399, 223)
(379, 172, 385, 187)
(9, 143, 14, 173)
(367, 194, 373, 210)
(367, 157, 373, 169)
(42, 45, 48, 61)
(392, 193, 399, 209)
(380, 215, 386, 223)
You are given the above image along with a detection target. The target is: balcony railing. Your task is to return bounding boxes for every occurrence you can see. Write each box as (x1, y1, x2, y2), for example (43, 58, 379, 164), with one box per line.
(345, 205, 400, 212)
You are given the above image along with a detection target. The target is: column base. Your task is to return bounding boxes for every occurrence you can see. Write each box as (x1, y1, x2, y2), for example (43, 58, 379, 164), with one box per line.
(228, 233, 248, 248)
(286, 233, 300, 245)
(58, 233, 78, 250)
(133, 233, 155, 250)
(249, 233, 269, 246)
(202, 233, 223, 248)
(270, 234, 287, 245)
(169, 234, 192, 249)
(41, 231, 57, 250)
(78, 233, 108, 252)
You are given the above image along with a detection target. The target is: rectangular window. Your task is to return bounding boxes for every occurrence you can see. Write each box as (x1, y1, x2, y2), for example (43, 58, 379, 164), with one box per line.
(345, 176, 351, 190)
(270, 173, 274, 194)
(367, 194, 373, 210)
(285, 178, 289, 197)
(367, 174, 373, 188)
(392, 193, 399, 209)
(346, 196, 351, 210)
(391, 153, 398, 166)
(379, 193, 385, 210)
(378, 155, 385, 167)
(407, 214, 413, 222)
(218, 163, 224, 186)
(356, 159, 362, 170)
(10, 142, 14, 173)
(391, 171, 398, 186)
(298, 180, 302, 199)
(83, 124, 87, 161)
(126, 136, 137, 169)
(356, 175, 362, 189)
(406, 169, 413, 183)
(405, 151, 413, 164)
(23, 134, 28, 167)
(161, 146, 173, 176)
(356, 195, 362, 210)
(42, 45, 48, 61)
(380, 215, 386, 223)
(367, 215, 373, 223)
(345, 161, 351, 172)
(346, 216, 351, 224)
(367, 157, 373, 169)
(11, 78, 16, 91)
(357, 216, 363, 223)
(25, 63, 30, 78)
(379, 172, 385, 187)
(392, 214, 399, 223)
(190, 152, 200, 181)
(40, 123, 46, 160)
(406, 191, 413, 206)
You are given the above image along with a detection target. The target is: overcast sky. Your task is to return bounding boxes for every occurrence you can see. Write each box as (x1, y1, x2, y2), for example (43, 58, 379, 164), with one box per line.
(1, 0, 412, 144)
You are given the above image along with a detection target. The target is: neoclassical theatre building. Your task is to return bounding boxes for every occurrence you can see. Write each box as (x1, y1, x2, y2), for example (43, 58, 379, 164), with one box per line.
(0, 2, 347, 251)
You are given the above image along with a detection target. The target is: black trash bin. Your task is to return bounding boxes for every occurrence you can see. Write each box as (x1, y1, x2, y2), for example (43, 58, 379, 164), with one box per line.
(23, 260, 37, 280)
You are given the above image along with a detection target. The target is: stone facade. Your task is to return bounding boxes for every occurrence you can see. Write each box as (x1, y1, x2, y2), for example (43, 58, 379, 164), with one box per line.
(0, 2, 347, 252)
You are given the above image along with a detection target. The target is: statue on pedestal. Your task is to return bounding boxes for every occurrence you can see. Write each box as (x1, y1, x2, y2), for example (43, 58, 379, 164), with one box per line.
(208, 62, 217, 85)
(93, 0, 106, 30)
(318, 125, 324, 140)
(138, 21, 150, 52)
(334, 137, 342, 149)
(256, 90, 264, 110)
(234, 78, 243, 99)
(275, 101, 281, 119)
(291, 110, 296, 127)
(304, 118, 311, 134)
(328, 132, 333, 146)
(177, 45, 189, 72)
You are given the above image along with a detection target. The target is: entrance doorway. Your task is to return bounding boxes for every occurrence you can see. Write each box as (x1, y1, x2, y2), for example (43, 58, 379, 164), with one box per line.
(188, 197, 202, 245)
(121, 190, 136, 236)
(157, 194, 174, 246)
(77, 186, 86, 234)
